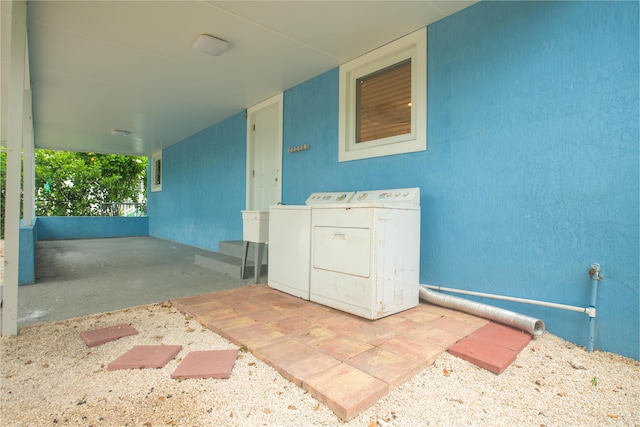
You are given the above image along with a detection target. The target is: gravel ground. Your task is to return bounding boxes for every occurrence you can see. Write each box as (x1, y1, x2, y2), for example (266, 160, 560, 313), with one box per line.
(1, 301, 639, 427)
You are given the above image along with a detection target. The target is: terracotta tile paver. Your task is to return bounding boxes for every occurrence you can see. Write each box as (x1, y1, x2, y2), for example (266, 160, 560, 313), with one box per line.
(287, 304, 334, 321)
(428, 315, 486, 335)
(195, 307, 243, 329)
(310, 335, 374, 361)
(405, 322, 478, 348)
(317, 313, 365, 330)
(225, 322, 287, 350)
(209, 314, 257, 331)
(373, 316, 423, 334)
(469, 322, 532, 351)
(171, 296, 228, 317)
(303, 362, 389, 421)
(411, 303, 458, 317)
(171, 284, 529, 421)
(108, 345, 182, 370)
(347, 347, 421, 388)
(378, 336, 444, 367)
(255, 339, 341, 385)
(267, 316, 316, 335)
(397, 307, 446, 323)
(449, 336, 518, 374)
(336, 321, 396, 346)
(230, 299, 268, 313)
(257, 339, 320, 369)
(448, 322, 532, 374)
(285, 352, 342, 385)
(80, 323, 138, 347)
(172, 349, 238, 379)
(448, 309, 492, 325)
(247, 307, 289, 323)
(293, 325, 338, 345)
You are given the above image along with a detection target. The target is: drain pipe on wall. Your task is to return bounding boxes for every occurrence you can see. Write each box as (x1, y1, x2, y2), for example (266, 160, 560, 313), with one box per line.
(420, 263, 603, 350)
(587, 264, 603, 353)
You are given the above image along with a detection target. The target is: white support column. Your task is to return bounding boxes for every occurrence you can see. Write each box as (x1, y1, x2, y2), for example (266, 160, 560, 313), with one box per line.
(22, 89, 35, 226)
(3, 0, 27, 337)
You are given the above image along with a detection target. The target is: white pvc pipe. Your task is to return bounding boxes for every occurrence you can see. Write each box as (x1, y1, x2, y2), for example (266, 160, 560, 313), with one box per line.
(423, 284, 594, 317)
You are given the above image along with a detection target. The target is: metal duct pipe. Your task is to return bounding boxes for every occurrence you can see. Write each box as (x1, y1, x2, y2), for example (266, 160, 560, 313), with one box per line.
(419, 285, 545, 336)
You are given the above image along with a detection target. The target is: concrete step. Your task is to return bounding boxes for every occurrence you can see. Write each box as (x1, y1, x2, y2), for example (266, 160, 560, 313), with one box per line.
(218, 240, 268, 265)
(194, 252, 243, 277)
(194, 241, 268, 279)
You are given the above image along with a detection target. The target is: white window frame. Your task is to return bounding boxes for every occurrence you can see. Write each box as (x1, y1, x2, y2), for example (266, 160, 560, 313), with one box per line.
(151, 151, 162, 192)
(339, 27, 427, 162)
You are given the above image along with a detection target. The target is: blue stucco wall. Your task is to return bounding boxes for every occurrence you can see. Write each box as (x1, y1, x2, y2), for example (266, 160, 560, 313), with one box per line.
(37, 216, 149, 240)
(148, 112, 247, 251)
(149, 1, 639, 359)
(421, 1, 639, 360)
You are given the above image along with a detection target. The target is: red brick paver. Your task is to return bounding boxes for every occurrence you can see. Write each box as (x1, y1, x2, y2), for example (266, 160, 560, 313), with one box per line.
(448, 322, 532, 374)
(107, 345, 182, 370)
(80, 324, 138, 347)
(172, 349, 238, 379)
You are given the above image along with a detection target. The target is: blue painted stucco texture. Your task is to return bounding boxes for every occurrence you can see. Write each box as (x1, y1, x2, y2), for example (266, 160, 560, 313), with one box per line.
(18, 220, 37, 285)
(149, 1, 639, 359)
(36, 216, 149, 240)
(148, 112, 247, 251)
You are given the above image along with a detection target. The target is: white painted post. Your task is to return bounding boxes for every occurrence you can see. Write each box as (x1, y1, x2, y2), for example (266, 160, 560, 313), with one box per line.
(3, 0, 27, 337)
(23, 90, 35, 226)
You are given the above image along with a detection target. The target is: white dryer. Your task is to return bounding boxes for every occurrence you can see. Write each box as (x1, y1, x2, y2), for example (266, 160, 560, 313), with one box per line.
(309, 188, 421, 319)
(268, 191, 355, 299)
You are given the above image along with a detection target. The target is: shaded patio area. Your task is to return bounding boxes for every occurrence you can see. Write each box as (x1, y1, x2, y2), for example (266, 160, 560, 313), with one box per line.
(14, 237, 258, 328)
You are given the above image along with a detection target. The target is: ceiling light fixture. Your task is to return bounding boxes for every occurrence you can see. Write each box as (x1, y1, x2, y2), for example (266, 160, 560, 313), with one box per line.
(192, 34, 229, 56)
(110, 129, 130, 137)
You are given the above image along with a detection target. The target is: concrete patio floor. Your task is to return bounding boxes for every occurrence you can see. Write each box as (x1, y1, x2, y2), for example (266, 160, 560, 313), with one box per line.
(11, 237, 260, 328)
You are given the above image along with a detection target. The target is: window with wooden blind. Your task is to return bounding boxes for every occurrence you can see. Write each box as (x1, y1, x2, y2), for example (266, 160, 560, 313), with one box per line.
(356, 59, 412, 143)
(339, 28, 426, 162)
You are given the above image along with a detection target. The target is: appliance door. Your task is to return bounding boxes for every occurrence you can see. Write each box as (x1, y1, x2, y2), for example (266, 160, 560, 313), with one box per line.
(268, 205, 311, 299)
(310, 207, 377, 318)
(313, 226, 371, 278)
(310, 205, 420, 320)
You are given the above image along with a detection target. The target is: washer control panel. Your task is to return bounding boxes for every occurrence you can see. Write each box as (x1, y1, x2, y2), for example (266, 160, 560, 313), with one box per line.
(305, 191, 356, 205)
(351, 187, 420, 205)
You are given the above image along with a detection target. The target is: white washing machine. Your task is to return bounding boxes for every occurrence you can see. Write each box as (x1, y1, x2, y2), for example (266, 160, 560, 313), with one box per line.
(310, 188, 421, 320)
(268, 192, 355, 299)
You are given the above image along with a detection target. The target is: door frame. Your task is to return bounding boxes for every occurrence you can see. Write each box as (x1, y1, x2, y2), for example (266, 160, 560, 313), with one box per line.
(245, 92, 283, 210)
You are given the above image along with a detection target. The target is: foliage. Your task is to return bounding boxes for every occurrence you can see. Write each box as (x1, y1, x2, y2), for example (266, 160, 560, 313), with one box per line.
(2, 149, 146, 238)
(35, 150, 147, 217)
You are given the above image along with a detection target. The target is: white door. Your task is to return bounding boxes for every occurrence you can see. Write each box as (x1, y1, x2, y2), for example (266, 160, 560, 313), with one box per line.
(246, 93, 283, 211)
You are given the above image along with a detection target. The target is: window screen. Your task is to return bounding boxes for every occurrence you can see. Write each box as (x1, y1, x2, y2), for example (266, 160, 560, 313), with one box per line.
(356, 59, 412, 144)
(154, 159, 162, 186)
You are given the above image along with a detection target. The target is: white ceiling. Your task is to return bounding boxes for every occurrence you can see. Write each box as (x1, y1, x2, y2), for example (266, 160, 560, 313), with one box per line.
(1, 1, 475, 156)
